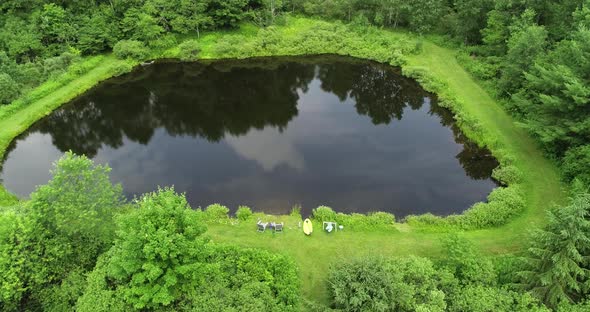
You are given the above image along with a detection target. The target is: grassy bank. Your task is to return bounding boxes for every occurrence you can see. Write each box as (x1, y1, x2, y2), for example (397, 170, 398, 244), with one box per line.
(0, 17, 565, 304)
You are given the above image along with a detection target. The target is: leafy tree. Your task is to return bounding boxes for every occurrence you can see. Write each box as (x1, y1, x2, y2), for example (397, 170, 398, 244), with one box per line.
(0, 73, 20, 104)
(0, 152, 123, 311)
(76, 7, 121, 54)
(206, 0, 250, 28)
(498, 10, 548, 96)
(481, 8, 513, 55)
(517, 193, 590, 308)
(328, 256, 451, 312)
(36, 3, 75, 48)
(121, 8, 164, 43)
(0, 207, 31, 311)
(448, 285, 549, 312)
(83, 187, 211, 309)
(328, 257, 396, 311)
(374, 0, 409, 28)
(113, 39, 148, 60)
(440, 234, 497, 286)
(28, 151, 123, 248)
(407, 0, 445, 33)
(450, 0, 494, 44)
(512, 25, 590, 155)
(0, 16, 43, 62)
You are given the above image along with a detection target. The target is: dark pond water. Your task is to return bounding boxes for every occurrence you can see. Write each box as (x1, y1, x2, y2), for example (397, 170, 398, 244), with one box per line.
(0, 56, 498, 217)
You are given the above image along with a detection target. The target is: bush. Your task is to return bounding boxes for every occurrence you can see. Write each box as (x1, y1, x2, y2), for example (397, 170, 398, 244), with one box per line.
(113, 40, 148, 60)
(328, 256, 448, 312)
(492, 165, 523, 185)
(235, 205, 253, 221)
(312, 207, 396, 230)
(462, 186, 525, 228)
(290, 205, 301, 218)
(108, 61, 133, 77)
(148, 34, 177, 51)
(204, 203, 230, 222)
(312, 206, 337, 223)
(492, 166, 522, 185)
(366, 211, 395, 225)
(43, 52, 78, 77)
(0, 185, 18, 206)
(0, 73, 20, 104)
(407, 186, 525, 230)
(178, 40, 201, 61)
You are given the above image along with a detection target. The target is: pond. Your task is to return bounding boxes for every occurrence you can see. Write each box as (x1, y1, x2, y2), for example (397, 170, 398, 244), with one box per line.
(0, 56, 498, 218)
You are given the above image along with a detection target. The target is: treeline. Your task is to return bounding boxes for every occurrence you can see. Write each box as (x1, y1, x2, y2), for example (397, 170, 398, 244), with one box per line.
(0, 0, 262, 104)
(1, 0, 588, 186)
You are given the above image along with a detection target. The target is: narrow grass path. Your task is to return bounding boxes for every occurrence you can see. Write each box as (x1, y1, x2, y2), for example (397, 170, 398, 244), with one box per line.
(0, 23, 565, 305)
(405, 42, 565, 245)
(0, 56, 126, 162)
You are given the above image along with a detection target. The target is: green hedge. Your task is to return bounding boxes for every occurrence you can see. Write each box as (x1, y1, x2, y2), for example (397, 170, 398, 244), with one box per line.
(312, 206, 395, 230)
(406, 186, 525, 230)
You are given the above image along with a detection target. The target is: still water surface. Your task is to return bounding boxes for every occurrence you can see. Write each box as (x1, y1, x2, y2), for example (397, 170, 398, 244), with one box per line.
(0, 56, 498, 217)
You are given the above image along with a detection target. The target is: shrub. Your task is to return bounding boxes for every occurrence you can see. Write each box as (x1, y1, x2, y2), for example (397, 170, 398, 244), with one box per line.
(290, 205, 301, 218)
(0, 73, 20, 104)
(204, 203, 230, 222)
(366, 211, 395, 225)
(492, 165, 523, 185)
(177, 40, 201, 61)
(312, 206, 337, 223)
(235, 205, 253, 221)
(328, 256, 448, 312)
(148, 34, 177, 51)
(408, 186, 525, 230)
(209, 245, 300, 310)
(406, 213, 446, 227)
(113, 40, 148, 60)
(109, 61, 133, 77)
(0, 185, 18, 206)
(43, 52, 78, 77)
(462, 186, 525, 228)
(214, 35, 246, 57)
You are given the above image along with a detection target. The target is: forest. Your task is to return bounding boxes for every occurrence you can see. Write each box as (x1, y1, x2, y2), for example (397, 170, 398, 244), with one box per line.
(0, 0, 589, 311)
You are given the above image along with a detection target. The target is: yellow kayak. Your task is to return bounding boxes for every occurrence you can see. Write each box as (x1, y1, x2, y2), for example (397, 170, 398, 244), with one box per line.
(303, 218, 313, 235)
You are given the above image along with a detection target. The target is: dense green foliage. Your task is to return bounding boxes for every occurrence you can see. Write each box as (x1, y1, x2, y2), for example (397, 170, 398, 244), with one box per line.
(0, 154, 300, 311)
(0, 152, 124, 311)
(328, 235, 550, 312)
(312, 206, 395, 230)
(1, 0, 589, 310)
(517, 194, 590, 308)
(0, 0, 588, 191)
(325, 194, 590, 311)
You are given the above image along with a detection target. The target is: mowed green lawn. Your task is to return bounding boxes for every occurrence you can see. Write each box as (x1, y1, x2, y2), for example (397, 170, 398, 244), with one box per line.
(0, 19, 566, 305)
(206, 40, 566, 303)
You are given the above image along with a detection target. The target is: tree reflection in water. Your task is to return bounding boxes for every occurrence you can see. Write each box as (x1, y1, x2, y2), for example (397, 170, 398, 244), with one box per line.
(1, 56, 498, 216)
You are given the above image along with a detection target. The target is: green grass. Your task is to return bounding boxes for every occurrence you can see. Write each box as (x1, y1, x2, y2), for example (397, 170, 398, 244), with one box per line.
(206, 214, 440, 303)
(0, 17, 566, 306)
(0, 56, 133, 162)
